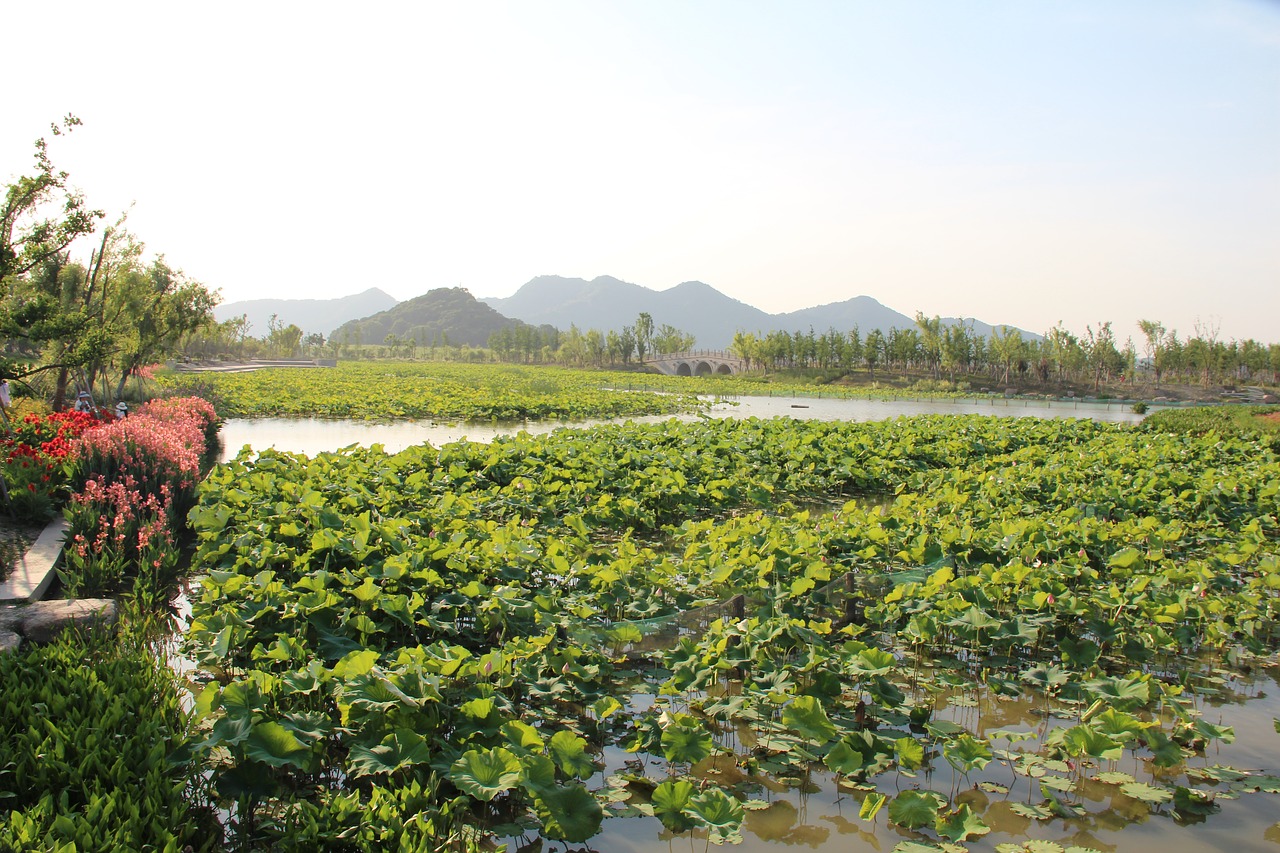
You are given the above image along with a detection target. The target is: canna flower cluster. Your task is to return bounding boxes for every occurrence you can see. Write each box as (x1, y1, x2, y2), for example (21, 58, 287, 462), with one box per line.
(1, 409, 113, 520)
(61, 396, 220, 600)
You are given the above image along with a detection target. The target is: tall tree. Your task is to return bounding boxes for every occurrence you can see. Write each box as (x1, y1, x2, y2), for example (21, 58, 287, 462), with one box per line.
(634, 312, 654, 362)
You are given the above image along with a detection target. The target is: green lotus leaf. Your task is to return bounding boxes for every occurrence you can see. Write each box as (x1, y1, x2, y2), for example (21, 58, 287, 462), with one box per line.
(1062, 725, 1123, 761)
(1083, 674, 1150, 708)
(549, 730, 596, 780)
(1108, 547, 1142, 569)
(651, 778, 695, 816)
(243, 720, 311, 769)
(330, 648, 380, 679)
(888, 790, 943, 829)
(1172, 786, 1219, 819)
(503, 719, 545, 754)
(935, 803, 990, 842)
(1008, 801, 1053, 820)
(825, 739, 868, 776)
(661, 715, 713, 765)
(520, 753, 558, 796)
(1120, 782, 1173, 803)
(534, 782, 603, 842)
(593, 696, 622, 721)
(1021, 663, 1069, 691)
(943, 734, 992, 774)
(347, 728, 433, 777)
(689, 787, 745, 844)
(852, 647, 897, 675)
(449, 747, 522, 801)
(859, 791, 887, 821)
(782, 695, 837, 744)
(1143, 729, 1186, 768)
(895, 735, 924, 771)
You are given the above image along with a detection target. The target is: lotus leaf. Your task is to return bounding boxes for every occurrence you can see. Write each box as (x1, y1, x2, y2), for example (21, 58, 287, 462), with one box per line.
(449, 747, 522, 801)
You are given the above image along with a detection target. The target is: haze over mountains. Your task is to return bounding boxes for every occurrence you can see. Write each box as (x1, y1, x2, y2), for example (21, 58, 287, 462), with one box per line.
(216, 276, 1035, 349)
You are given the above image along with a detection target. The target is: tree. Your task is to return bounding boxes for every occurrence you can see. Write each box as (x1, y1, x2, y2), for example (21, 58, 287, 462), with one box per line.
(267, 314, 303, 357)
(634, 312, 654, 362)
(1, 116, 103, 285)
(106, 254, 217, 396)
(1083, 322, 1123, 391)
(915, 312, 943, 379)
(1137, 319, 1168, 385)
(1, 117, 108, 401)
(989, 326, 1025, 386)
(864, 329, 884, 378)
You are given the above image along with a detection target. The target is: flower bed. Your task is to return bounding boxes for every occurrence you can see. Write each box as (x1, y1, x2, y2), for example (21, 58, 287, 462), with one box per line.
(1, 409, 112, 523)
(61, 396, 221, 603)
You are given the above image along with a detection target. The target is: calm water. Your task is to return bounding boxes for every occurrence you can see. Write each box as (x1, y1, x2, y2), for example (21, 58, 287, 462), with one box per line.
(218, 394, 1154, 461)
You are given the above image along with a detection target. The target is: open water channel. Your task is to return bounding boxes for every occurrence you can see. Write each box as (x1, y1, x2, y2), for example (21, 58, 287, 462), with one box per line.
(217, 394, 1151, 461)
(205, 395, 1280, 852)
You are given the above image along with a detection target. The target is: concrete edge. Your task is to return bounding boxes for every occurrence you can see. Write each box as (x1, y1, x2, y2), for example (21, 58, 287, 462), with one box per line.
(0, 516, 68, 604)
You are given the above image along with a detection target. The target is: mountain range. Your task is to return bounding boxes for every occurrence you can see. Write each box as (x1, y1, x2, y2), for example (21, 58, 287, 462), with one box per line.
(482, 276, 1032, 348)
(215, 276, 1035, 350)
(213, 287, 398, 338)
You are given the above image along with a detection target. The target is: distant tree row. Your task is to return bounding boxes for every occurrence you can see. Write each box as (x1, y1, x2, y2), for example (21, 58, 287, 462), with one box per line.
(1, 117, 217, 407)
(488, 312, 696, 368)
(730, 313, 1280, 389)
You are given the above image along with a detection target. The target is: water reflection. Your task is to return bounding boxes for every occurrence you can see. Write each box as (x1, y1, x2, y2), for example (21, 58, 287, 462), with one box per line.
(218, 394, 1154, 461)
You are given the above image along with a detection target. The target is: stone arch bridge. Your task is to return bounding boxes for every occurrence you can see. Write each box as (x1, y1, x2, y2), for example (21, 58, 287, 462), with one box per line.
(646, 350, 747, 376)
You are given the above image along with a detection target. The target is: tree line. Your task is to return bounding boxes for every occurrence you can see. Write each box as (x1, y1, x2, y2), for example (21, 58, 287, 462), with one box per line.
(728, 313, 1280, 390)
(488, 311, 695, 368)
(1, 117, 217, 408)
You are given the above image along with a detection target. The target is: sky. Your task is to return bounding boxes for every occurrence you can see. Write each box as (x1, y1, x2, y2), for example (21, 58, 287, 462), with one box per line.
(4, 1, 1279, 343)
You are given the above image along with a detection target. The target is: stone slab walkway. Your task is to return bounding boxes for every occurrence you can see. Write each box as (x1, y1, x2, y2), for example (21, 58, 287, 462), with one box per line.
(0, 517, 68, 603)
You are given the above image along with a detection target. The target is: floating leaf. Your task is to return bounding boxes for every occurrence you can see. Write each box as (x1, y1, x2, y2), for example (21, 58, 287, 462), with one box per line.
(1009, 801, 1053, 820)
(935, 804, 991, 842)
(1119, 781, 1172, 803)
(888, 790, 943, 829)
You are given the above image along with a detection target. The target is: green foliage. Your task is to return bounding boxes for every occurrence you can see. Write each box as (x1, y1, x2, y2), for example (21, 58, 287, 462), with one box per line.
(178, 412, 1280, 848)
(0, 622, 214, 852)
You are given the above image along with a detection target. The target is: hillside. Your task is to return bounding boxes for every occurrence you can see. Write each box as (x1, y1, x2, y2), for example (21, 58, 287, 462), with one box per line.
(330, 287, 522, 348)
(214, 287, 397, 338)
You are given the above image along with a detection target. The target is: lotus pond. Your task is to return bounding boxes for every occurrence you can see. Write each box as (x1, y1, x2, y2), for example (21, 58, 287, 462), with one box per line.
(183, 414, 1280, 852)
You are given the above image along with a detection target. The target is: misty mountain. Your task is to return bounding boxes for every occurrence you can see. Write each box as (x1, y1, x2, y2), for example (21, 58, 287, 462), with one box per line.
(330, 286, 531, 348)
(483, 276, 1035, 349)
(214, 287, 398, 338)
(482, 276, 773, 348)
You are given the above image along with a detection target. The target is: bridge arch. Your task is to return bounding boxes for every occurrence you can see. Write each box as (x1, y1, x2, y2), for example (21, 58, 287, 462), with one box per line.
(646, 350, 747, 377)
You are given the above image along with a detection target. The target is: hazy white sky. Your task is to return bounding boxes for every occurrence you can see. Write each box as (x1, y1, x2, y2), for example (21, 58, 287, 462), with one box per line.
(4, 1, 1278, 342)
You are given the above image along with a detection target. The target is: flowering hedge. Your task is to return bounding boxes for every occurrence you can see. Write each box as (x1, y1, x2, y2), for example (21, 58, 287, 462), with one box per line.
(62, 397, 221, 602)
